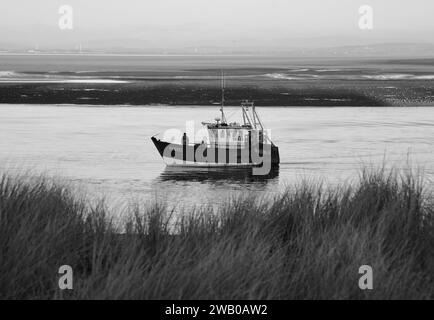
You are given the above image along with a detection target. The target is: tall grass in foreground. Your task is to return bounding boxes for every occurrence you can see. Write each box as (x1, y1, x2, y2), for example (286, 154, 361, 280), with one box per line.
(0, 168, 433, 300)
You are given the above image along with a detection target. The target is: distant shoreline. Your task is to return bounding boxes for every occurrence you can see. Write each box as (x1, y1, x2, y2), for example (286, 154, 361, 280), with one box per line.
(0, 52, 266, 58)
(1, 103, 434, 108)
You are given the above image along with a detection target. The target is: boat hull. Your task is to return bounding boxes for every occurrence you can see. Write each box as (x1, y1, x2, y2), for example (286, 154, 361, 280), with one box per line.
(151, 137, 280, 168)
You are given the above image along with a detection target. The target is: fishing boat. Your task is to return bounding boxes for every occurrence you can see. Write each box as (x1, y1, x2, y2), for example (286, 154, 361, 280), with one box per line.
(151, 75, 280, 171)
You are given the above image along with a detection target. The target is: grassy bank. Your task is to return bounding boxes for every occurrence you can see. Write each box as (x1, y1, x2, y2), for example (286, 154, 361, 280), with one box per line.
(0, 169, 433, 299)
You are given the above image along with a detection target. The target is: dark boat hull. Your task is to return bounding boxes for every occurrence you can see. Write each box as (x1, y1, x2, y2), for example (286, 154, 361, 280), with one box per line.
(151, 137, 280, 168)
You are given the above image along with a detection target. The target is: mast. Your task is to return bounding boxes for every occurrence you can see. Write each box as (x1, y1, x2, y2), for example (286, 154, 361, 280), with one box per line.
(220, 70, 227, 124)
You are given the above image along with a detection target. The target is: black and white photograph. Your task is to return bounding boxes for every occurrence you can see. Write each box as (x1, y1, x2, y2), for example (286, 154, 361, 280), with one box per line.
(0, 0, 433, 304)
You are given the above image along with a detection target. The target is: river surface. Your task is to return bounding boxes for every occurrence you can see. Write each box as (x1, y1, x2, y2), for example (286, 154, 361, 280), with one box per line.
(0, 104, 433, 210)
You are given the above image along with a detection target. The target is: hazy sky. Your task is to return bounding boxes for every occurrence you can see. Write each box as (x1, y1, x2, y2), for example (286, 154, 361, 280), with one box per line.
(1, 0, 434, 51)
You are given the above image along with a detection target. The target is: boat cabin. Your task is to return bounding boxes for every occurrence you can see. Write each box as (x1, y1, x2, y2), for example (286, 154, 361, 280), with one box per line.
(201, 100, 268, 145)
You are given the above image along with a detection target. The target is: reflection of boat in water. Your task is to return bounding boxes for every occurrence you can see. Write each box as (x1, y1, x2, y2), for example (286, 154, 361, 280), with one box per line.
(159, 166, 279, 183)
(151, 73, 279, 169)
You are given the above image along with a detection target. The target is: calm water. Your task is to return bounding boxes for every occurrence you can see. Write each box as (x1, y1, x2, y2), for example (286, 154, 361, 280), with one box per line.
(1, 104, 433, 209)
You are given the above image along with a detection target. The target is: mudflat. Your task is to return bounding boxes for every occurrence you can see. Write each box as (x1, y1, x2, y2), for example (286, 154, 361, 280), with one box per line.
(1, 55, 433, 106)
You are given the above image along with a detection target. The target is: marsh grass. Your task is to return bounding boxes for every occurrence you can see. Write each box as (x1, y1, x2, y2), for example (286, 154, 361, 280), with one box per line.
(0, 168, 433, 299)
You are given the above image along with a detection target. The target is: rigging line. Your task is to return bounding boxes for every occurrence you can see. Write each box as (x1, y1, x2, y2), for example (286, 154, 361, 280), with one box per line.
(225, 108, 238, 121)
(220, 70, 226, 123)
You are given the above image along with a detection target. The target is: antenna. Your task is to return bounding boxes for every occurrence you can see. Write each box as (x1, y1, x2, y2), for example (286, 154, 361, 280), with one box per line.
(220, 70, 227, 124)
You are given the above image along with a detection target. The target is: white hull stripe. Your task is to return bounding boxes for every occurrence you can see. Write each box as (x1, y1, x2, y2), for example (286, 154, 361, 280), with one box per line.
(163, 156, 260, 167)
